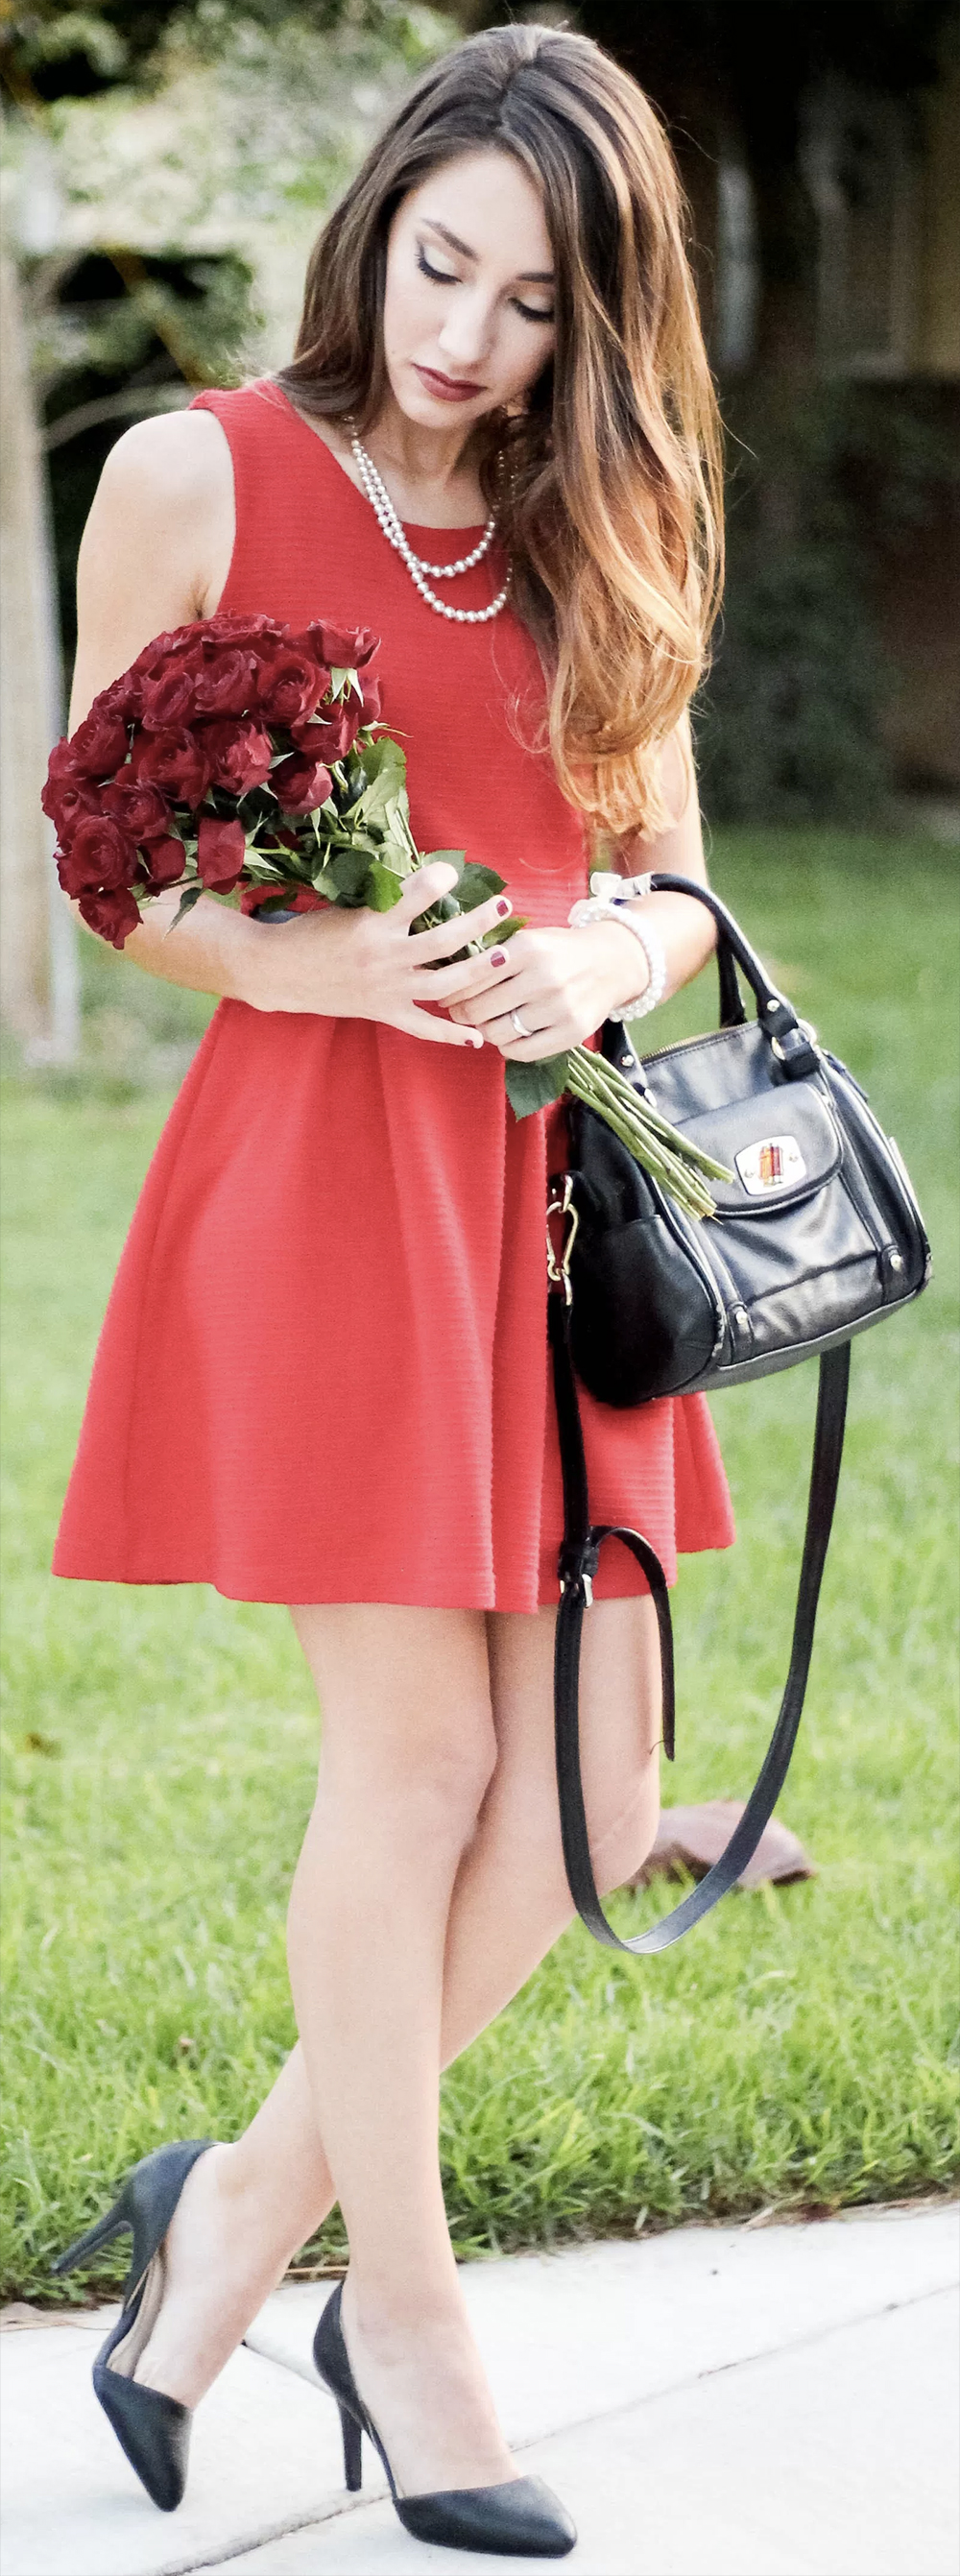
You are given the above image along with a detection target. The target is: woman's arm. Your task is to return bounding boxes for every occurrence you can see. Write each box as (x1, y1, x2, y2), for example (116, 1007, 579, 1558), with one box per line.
(607, 706, 716, 1000)
(64, 407, 267, 1004)
(443, 708, 717, 1054)
(59, 417, 505, 1042)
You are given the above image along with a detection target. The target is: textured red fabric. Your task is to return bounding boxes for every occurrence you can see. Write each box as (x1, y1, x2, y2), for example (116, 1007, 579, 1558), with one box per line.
(53, 380, 734, 1608)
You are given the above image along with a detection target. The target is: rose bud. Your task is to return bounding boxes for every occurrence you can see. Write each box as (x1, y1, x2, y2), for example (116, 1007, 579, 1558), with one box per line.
(294, 696, 362, 759)
(254, 650, 328, 729)
(140, 834, 185, 889)
(196, 813, 247, 890)
(132, 728, 212, 807)
(313, 621, 379, 669)
(77, 885, 143, 948)
(57, 813, 138, 893)
(101, 775, 174, 843)
(201, 717, 274, 796)
(66, 699, 131, 779)
(271, 751, 334, 815)
(359, 671, 382, 723)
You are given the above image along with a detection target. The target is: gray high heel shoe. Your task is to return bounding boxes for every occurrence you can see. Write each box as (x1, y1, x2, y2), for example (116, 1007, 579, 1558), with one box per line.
(52, 2138, 213, 2512)
(313, 2279, 577, 2557)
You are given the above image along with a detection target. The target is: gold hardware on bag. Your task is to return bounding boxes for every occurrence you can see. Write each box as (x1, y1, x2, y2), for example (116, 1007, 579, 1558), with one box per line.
(546, 1174, 579, 1305)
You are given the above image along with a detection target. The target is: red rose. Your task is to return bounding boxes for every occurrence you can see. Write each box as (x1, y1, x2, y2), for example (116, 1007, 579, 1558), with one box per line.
(201, 717, 274, 795)
(292, 696, 362, 759)
(271, 750, 334, 815)
(140, 835, 186, 890)
(56, 813, 137, 895)
(294, 621, 379, 671)
(196, 813, 247, 890)
(131, 728, 211, 807)
(139, 659, 204, 732)
(77, 885, 142, 949)
(254, 649, 328, 729)
(198, 613, 285, 652)
(359, 670, 382, 724)
(41, 746, 102, 838)
(66, 696, 131, 779)
(186, 646, 260, 720)
(100, 775, 173, 843)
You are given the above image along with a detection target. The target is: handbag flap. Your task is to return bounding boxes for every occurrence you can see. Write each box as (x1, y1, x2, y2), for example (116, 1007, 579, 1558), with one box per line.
(675, 1079, 843, 1216)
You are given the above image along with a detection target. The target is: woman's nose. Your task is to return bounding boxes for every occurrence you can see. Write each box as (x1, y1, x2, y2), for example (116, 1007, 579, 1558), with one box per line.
(436, 290, 495, 372)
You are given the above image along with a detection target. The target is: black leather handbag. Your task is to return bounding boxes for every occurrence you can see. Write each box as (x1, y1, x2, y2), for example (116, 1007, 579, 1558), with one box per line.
(549, 872, 930, 1954)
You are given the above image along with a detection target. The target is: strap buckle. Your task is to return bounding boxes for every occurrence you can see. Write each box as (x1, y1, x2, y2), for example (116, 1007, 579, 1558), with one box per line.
(546, 1173, 579, 1307)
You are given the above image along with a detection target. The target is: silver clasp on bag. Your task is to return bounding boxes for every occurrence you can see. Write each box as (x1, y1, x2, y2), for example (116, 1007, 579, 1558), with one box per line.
(546, 1174, 579, 1305)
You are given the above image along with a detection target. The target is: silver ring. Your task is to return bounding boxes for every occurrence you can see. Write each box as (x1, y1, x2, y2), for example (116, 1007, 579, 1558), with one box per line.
(510, 1009, 533, 1038)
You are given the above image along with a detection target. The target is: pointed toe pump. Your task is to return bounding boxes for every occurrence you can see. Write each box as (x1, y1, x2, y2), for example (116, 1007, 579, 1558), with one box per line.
(313, 2281, 577, 2559)
(52, 2137, 213, 2513)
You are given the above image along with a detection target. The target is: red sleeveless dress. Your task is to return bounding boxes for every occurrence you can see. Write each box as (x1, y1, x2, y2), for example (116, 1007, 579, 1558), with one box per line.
(53, 381, 733, 1609)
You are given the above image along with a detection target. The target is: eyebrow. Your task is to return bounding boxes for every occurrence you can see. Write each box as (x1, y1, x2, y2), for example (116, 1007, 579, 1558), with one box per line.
(422, 218, 554, 285)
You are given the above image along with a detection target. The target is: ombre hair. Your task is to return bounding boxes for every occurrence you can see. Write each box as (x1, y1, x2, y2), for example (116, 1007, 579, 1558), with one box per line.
(276, 24, 724, 843)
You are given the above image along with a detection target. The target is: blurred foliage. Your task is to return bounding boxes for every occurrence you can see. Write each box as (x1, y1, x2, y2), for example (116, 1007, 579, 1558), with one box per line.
(695, 379, 960, 825)
(1, 0, 443, 102)
(3, 0, 455, 679)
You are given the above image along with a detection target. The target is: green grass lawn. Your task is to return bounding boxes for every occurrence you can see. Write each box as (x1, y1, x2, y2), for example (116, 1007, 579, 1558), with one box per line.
(2, 831, 958, 2302)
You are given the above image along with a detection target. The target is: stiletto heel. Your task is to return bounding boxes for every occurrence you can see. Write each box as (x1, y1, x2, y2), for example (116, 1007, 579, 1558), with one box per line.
(52, 2138, 213, 2513)
(313, 2281, 576, 2557)
(341, 2400, 363, 2492)
(53, 2199, 131, 2274)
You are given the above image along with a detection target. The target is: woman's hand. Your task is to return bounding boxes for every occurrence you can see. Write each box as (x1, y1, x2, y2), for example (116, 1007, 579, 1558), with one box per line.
(429, 916, 649, 1057)
(242, 862, 514, 1047)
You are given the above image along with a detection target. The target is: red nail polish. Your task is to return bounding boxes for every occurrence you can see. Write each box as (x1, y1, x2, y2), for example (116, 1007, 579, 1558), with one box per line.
(495, 898, 512, 918)
(490, 949, 507, 967)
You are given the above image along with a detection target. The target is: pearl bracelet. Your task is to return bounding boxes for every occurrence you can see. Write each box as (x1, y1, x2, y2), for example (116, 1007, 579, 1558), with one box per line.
(567, 881, 667, 1022)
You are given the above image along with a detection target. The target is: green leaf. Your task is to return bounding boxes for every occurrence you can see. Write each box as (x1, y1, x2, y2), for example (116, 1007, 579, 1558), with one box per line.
(458, 862, 505, 903)
(327, 848, 373, 899)
(353, 771, 412, 831)
(365, 860, 406, 911)
(167, 883, 204, 933)
(505, 1054, 571, 1119)
(420, 849, 466, 879)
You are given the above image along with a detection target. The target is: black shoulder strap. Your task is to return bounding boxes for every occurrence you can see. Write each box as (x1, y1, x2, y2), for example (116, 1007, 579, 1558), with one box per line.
(549, 1289, 850, 1952)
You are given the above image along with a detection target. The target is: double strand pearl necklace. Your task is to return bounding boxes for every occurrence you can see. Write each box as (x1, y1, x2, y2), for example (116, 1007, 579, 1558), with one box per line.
(349, 433, 510, 625)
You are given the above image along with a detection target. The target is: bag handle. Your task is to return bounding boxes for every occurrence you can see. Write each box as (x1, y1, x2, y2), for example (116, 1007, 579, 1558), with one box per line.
(646, 874, 819, 1077)
(549, 1283, 850, 1952)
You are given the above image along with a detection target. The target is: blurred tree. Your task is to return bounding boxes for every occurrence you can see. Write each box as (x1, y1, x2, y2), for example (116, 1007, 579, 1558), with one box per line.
(573, 0, 959, 820)
(1, 0, 453, 1049)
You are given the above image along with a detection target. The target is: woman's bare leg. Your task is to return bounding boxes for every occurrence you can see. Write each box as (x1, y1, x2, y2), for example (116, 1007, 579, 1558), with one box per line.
(132, 1595, 660, 2453)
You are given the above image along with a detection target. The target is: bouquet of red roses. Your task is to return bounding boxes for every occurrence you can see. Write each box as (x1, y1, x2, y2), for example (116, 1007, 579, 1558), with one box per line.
(42, 609, 502, 946)
(43, 612, 729, 1218)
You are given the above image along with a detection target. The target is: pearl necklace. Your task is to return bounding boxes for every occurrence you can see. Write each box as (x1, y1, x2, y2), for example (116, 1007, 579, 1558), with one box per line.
(349, 434, 511, 625)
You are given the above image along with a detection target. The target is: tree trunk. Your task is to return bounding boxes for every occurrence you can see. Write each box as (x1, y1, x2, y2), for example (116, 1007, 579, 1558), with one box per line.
(0, 246, 79, 1057)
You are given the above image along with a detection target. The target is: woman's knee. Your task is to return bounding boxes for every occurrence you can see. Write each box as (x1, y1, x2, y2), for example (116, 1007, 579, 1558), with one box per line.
(481, 1753, 659, 1902)
(295, 1601, 498, 1834)
(589, 1768, 660, 1898)
(319, 1700, 497, 1843)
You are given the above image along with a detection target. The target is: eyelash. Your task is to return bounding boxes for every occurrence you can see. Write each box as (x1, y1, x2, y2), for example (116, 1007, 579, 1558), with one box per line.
(416, 247, 553, 325)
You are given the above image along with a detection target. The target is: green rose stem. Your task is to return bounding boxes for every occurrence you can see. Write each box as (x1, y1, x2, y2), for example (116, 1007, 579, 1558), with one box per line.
(562, 1045, 732, 1221)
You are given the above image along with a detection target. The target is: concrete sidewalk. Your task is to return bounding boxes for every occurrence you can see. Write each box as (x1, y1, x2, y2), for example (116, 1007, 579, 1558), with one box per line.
(1, 2204, 957, 2576)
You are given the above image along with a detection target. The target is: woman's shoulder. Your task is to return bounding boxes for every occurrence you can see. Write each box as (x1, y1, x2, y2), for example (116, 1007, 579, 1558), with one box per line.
(96, 399, 232, 522)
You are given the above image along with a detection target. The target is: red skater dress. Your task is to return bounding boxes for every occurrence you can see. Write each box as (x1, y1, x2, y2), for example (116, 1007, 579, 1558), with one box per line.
(53, 380, 734, 1610)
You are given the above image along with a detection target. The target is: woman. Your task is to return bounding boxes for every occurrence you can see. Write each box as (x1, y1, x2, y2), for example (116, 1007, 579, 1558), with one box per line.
(52, 23, 733, 2555)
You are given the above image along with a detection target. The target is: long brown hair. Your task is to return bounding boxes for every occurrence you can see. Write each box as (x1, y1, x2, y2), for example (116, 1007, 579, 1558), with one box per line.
(276, 24, 724, 842)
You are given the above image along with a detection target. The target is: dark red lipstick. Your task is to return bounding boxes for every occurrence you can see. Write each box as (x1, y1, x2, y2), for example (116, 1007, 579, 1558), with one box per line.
(413, 364, 485, 403)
